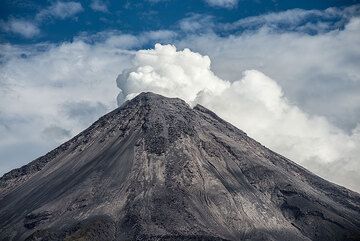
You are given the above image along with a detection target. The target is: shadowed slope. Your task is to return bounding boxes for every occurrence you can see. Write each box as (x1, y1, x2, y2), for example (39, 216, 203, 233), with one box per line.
(1, 92, 360, 241)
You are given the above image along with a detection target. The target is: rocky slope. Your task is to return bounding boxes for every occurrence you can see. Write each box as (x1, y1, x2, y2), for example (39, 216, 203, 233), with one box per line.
(0, 92, 359, 241)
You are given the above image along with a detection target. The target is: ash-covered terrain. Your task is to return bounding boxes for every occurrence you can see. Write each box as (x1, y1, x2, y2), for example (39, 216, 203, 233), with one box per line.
(0, 92, 359, 241)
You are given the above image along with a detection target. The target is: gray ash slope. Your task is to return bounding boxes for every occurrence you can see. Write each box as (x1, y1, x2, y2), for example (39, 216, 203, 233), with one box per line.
(1, 92, 360, 241)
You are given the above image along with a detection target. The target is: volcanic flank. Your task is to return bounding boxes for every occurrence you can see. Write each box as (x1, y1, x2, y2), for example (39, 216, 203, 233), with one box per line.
(0, 92, 360, 241)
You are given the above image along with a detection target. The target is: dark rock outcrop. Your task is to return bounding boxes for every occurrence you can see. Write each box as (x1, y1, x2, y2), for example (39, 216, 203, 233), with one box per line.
(1, 92, 359, 241)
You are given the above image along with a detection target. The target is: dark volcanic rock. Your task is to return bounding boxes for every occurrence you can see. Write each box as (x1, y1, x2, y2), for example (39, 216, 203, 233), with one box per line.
(0, 92, 359, 241)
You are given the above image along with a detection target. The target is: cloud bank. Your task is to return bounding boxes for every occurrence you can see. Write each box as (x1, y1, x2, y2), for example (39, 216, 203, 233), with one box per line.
(179, 15, 360, 132)
(117, 44, 360, 192)
(0, 41, 133, 173)
(0, 29, 177, 173)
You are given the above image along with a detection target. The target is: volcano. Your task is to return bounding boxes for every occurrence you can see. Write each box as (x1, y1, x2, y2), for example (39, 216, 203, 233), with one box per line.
(0, 92, 359, 241)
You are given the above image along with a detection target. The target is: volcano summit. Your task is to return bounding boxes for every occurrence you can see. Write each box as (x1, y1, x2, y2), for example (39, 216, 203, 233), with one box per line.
(0, 92, 359, 241)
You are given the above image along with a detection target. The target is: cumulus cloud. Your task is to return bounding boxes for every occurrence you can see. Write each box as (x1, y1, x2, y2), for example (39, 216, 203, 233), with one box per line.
(178, 15, 360, 132)
(0, 19, 40, 38)
(117, 44, 360, 192)
(36, 1, 83, 20)
(117, 44, 229, 103)
(205, 0, 238, 9)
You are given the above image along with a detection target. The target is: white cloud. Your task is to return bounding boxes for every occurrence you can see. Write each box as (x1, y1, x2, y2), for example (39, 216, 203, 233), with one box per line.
(75, 30, 177, 49)
(0, 19, 40, 38)
(117, 44, 229, 103)
(178, 16, 360, 132)
(90, 0, 108, 13)
(117, 44, 360, 192)
(36, 1, 83, 20)
(179, 5, 360, 35)
(223, 5, 360, 33)
(0, 1, 83, 39)
(0, 40, 134, 172)
(143, 30, 177, 41)
(178, 14, 215, 33)
(205, 0, 238, 9)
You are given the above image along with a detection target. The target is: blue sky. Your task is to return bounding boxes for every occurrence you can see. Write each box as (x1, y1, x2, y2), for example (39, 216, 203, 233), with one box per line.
(1, 0, 358, 43)
(1, 1, 360, 192)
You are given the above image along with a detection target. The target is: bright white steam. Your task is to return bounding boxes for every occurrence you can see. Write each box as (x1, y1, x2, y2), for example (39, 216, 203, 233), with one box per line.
(117, 44, 229, 103)
(117, 44, 360, 192)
